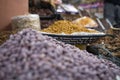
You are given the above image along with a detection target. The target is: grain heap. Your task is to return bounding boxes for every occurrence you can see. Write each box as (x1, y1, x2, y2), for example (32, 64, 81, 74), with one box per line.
(0, 29, 120, 80)
(42, 20, 97, 34)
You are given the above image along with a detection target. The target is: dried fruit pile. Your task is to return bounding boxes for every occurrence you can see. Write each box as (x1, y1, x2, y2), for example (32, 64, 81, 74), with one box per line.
(29, 7, 53, 16)
(0, 29, 120, 80)
(104, 34, 120, 52)
(96, 29, 120, 57)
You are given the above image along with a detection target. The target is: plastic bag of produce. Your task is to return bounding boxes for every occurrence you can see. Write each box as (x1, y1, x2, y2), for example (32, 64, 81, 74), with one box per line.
(73, 16, 98, 28)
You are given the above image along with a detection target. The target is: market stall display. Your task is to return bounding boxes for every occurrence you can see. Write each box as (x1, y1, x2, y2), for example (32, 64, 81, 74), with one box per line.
(0, 29, 120, 80)
(0, 1, 120, 80)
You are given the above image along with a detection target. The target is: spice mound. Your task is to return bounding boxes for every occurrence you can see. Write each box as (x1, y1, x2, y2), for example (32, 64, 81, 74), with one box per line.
(0, 29, 120, 80)
(41, 20, 98, 34)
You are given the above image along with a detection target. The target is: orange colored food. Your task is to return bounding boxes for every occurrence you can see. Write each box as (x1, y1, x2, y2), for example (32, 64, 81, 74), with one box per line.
(73, 16, 98, 28)
(42, 20, 97, 34)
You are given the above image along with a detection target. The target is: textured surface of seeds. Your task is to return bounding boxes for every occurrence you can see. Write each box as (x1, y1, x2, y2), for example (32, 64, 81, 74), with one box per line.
(0, 29, 120, 80)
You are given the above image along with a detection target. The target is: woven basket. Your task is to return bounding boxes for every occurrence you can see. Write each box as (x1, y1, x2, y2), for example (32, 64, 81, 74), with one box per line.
(41, 32, 106, 45)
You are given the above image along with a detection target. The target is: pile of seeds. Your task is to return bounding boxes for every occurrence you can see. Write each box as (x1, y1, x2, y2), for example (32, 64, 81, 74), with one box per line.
(0, 29, 120, 80)
(41, 20, 97, 34)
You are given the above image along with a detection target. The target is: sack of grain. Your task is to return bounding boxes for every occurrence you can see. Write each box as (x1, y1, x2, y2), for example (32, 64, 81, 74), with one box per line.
(11, 14, 40, 31)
